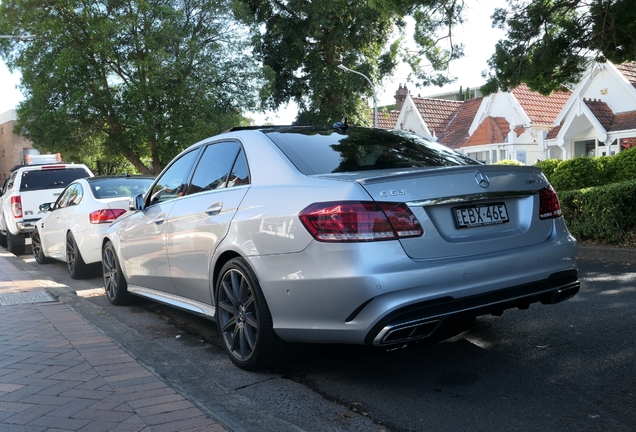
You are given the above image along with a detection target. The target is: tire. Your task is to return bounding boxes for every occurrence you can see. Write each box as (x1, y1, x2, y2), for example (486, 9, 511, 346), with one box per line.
(6, 231, 25, 256)
(66, 231, 91, 279)
(216, 257, 285, 371)
(0, 217, 8, 248)
(32, 228, 52, 264)
(102, 240, 131, 306)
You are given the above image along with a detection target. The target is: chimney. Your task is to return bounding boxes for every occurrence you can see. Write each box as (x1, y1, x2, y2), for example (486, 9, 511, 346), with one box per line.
(395, 84, 409, 111)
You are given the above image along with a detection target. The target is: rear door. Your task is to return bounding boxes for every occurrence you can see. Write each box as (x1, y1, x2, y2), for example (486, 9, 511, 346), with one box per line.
(165, 141, 250, 304)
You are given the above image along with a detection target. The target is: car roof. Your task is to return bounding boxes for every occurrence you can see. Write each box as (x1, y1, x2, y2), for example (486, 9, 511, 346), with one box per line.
(10, 162, 88, 173)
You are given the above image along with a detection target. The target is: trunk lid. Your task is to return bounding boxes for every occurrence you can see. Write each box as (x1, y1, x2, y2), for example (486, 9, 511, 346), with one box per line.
(352, 165, 554, 260)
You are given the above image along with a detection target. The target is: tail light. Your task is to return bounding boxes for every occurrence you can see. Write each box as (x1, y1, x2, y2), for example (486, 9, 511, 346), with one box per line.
(539, 186, 562, 219)
(299, 201, 423, 242)
(10, 196, 22, 218)
(89, 208, 127, 224)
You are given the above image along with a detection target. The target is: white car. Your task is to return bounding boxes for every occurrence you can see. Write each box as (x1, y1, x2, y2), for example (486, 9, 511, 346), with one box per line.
(32, 175, 154, 278)
(0, 157, 93, 255)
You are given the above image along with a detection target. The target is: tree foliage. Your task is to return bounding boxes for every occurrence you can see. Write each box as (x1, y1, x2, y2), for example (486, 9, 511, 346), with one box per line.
(482, 0, 636, 96)
(235, 0, 400, 126)
(236, 0, 470, 125)
(0, 0, 262, 174)
(399, 0, 466, 88)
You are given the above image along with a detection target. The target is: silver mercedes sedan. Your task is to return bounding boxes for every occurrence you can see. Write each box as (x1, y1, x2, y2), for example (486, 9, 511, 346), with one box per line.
(102, 125, 579, 370)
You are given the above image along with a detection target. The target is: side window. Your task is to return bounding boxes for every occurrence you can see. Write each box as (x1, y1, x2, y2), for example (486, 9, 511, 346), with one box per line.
(149, 150, 199, 206)
(0, 178, 8, 196)
(7, 172, 17, 190)
(67, 184, 83, 206)
(189, 142, 244, 195)
(227, 149, 250, 187)
(54, 185, 77, 209)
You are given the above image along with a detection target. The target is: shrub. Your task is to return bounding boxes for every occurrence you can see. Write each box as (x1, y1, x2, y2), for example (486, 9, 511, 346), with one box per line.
(494, 159, 523, 166)
(559, 179, 636, 246)
(549, 156, 605, 191)
(535, 159, 562, 183)
(607, 146, 636, 182)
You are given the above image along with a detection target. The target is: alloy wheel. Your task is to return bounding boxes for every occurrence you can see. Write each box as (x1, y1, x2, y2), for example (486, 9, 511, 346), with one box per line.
(66, 234, 78, 275)
(103, 245, 119, 301)
(218, 269, 259, 361)
(32, 229, 46, 263)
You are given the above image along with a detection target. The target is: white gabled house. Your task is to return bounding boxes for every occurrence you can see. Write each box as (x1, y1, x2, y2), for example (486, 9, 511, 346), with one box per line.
(372, 63, 636, 164)
(458, 85, 570, 164)
(394, 90, 463, 140)
(387, 83, 570, 165)
(544, 61, 636, 158)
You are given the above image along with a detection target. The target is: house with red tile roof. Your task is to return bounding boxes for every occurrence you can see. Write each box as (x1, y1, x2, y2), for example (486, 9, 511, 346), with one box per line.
(379, 84, 479, 138)
(453, 84, 571, 164)
(543, 61, 636, 158)
(378, 63, 636, 164)
(399, 96, 463, 139)
(387, 83, 570, 164)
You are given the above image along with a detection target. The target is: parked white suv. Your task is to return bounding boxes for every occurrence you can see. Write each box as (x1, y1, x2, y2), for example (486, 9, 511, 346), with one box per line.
(0, 155, 93, 255)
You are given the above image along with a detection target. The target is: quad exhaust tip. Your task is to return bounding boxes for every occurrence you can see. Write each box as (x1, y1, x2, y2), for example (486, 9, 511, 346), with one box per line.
(380, 319, 441, 345)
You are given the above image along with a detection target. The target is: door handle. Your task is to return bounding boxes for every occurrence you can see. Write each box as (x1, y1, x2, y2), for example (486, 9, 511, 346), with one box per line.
(206, 202, 223, 216)
(154, 218, 165, 225)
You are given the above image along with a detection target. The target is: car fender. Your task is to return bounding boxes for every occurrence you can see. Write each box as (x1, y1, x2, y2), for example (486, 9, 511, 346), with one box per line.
(34, 212, 54, 255)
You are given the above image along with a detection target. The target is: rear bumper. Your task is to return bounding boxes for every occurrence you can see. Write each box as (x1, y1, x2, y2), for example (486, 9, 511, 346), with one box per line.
(75, 225, 112, 264)
(366, 269, 579, 346)
(16, 219, 39, 234)
(250, 231, 578, 345)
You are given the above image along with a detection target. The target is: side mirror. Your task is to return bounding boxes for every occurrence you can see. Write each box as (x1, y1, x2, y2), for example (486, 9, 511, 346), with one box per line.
(39, 202, 54, 212)
(129, 193, 145, 211)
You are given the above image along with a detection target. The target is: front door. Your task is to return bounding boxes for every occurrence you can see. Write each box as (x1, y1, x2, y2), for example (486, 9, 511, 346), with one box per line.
(117, 149, 200, 294)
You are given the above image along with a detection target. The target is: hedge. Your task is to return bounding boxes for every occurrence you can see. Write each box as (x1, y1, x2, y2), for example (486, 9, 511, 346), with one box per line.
(559, 179, 636, 246)
(537, 147, 636, 191)
(494, 159, 524, 166)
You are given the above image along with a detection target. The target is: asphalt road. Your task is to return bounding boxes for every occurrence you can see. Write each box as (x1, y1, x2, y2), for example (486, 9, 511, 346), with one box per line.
(9, 248, 636, 432)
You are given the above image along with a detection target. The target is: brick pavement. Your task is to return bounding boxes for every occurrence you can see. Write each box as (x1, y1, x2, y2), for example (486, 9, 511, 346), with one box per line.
(0, 254, 227, 432)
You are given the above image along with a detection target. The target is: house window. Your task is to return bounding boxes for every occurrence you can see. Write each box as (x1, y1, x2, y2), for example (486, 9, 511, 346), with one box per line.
(468, 151, 488, 164)
(574, 140, 595, 157)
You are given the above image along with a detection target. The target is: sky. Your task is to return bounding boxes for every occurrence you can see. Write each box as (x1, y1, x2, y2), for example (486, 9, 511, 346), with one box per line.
(0, 1, 506, 124)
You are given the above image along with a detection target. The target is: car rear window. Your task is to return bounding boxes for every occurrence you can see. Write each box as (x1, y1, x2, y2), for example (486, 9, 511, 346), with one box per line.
(19, 168, 91, 191)
(89, 177, 154, 199)
(264, 127, 480, 175)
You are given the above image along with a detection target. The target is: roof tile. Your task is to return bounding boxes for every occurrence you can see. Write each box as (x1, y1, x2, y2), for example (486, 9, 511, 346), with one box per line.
(615, 61, 636, 89)
(584, 98, 615, 129)
(438, 98, 483, 148)
(409, 97, 463, 135)
(377, 109, 400, 129)
(609, 110, 636, 132)
(546, 123, 563, 140)
(511, 84, 571, 124)
(463, 116, 510, 147)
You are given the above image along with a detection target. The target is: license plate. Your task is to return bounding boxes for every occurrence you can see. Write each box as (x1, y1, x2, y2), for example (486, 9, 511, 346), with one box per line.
(454, 203, 509, 228)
